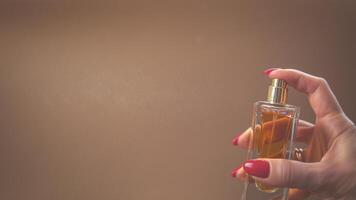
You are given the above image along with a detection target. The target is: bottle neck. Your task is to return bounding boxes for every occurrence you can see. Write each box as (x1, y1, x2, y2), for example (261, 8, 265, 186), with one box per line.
(267, 79, 288, 104)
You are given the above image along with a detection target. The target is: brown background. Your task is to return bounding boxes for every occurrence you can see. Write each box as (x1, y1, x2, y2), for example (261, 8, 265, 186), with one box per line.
(0, 1, 355, 200)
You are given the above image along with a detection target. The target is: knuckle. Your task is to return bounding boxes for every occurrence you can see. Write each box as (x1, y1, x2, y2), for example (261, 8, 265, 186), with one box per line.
(317, 77, 328, 86)
(277, 159, 293, 187)
(284, 160, 294, 186)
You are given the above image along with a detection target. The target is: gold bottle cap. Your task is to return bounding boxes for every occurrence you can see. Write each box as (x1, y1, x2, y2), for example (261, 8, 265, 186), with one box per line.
(267, 79, 288, 104)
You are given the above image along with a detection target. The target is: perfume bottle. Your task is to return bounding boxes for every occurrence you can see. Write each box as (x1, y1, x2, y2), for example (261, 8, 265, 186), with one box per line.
(244, 79, 300, 199)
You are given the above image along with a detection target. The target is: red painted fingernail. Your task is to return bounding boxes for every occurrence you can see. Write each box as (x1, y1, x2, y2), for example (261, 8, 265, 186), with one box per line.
(231, 165, 242, 178)
(231, 169, 237, 177)
(263, 68, 278, 75)
(243, 160, 270, 178)
(232, 134, 241, 145)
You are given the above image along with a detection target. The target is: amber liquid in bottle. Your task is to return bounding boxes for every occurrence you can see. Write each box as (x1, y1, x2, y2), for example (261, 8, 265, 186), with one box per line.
(243, 79, 299, 200)
(253, 111, 293, 192)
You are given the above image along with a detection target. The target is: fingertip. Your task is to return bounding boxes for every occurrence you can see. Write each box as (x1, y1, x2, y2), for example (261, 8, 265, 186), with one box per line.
(231, 165, 248, 182)
(243, 159, 270, 178)
(234, 128, 252, 149)
(236, 167, 247, 180)
(231, 166, 241, 178)
(231, 133, 241, 145)
(263, 68, 280, 76)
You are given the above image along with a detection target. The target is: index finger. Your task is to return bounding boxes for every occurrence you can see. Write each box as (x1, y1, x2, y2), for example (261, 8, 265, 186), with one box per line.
(268, 69, 342, 119)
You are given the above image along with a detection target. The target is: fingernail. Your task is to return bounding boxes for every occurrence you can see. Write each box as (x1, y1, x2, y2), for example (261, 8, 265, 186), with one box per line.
(232, 134, 241, 145)
(231, 165, 242, 178)
(243, 160, 270, 178)
(263, 68, 278, 75)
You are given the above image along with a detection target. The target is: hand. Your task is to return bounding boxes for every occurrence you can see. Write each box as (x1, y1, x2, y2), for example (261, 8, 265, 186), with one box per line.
(231, 69, 356, 200)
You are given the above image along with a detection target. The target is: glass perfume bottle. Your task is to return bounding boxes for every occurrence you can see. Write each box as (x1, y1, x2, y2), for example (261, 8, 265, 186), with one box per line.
(242, 79, 300, 200)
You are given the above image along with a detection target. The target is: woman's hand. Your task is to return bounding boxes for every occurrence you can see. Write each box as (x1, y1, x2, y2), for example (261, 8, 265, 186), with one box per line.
(231, 69, 356, 200)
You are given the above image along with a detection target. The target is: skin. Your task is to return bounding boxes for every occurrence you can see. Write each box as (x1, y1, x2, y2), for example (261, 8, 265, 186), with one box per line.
(233, 69, 356, 200)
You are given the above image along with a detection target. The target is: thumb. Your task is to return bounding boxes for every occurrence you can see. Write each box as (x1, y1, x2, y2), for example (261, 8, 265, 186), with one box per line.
(243, 159, 325, 190)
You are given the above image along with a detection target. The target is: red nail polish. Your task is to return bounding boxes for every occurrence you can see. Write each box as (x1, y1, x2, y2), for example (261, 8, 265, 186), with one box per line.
(231, 165, 242, 178)
(231, 169, 237, 177)
(232, 134, 241, 145)
(263, 68, 278, 75)
(243, 160, 270, 178)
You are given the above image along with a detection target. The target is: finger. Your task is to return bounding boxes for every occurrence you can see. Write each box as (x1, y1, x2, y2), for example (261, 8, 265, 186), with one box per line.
(298, 119, 314, 127)
(232, 128, 252, 149)
(235, 119, 307, 149)
(268, 69, 342, 119)
(296, 126, 314, 143)
(236, 167, 251, 182)
(290, 132, 326, 164)
(270, 189, 311, 200)
(304, 130, 328, 163)
(296, 119, 314, 143)
(233, 121, 313, 148)
(232, 165, 255, 183)
(288, 188, 311, 200)
(243, 159, 325, 191)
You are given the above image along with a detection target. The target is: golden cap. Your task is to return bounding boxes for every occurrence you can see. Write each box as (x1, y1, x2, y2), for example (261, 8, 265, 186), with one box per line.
(267, 79, 288, 104)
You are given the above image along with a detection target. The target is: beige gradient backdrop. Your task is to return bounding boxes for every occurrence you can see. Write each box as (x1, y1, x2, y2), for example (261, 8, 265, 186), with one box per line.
(0, 1, 355, 200)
